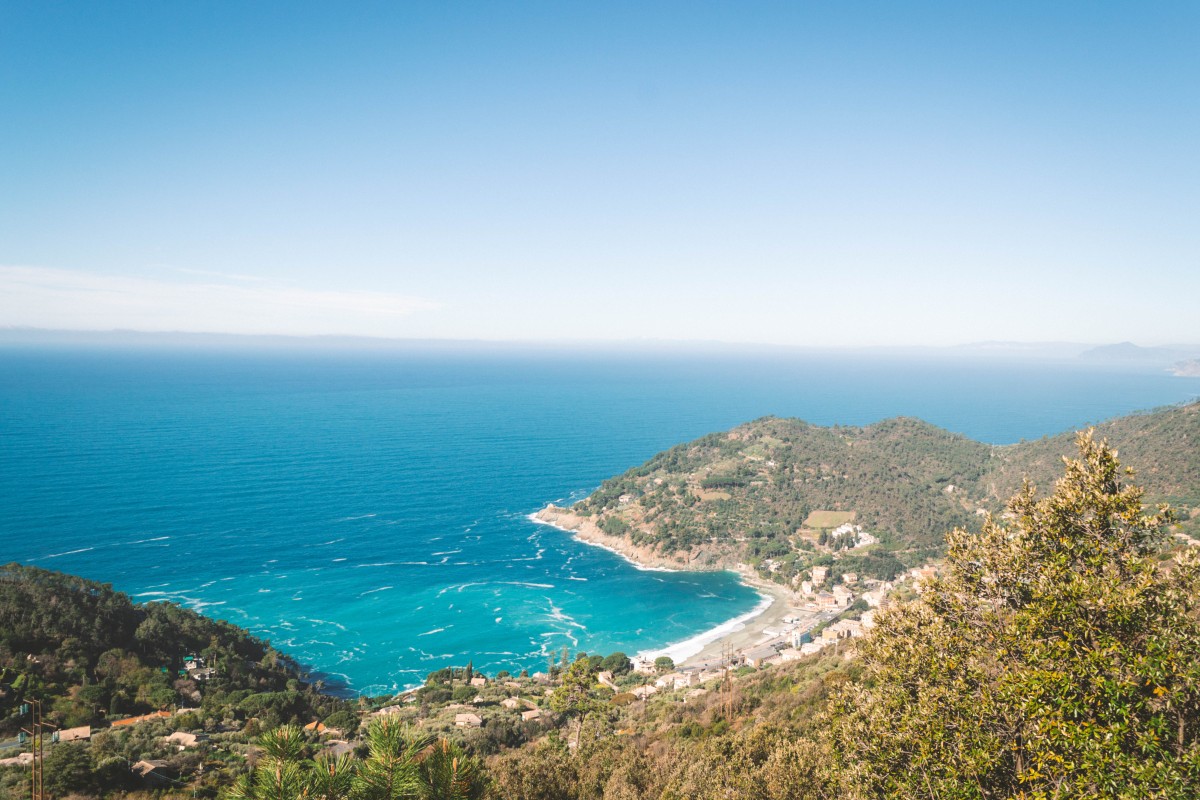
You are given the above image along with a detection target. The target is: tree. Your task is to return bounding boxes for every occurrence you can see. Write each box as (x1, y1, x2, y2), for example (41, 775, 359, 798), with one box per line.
(601, 652, 632, 675)
(825, 432, 1200, 798)
(653, 656, 674, 674)
(225, 725, 312, 800)
(550, 657, 605, 751)
(43, 742, 94, 796)
(420, 737, 487, 800)
(353, 719, 426, 800)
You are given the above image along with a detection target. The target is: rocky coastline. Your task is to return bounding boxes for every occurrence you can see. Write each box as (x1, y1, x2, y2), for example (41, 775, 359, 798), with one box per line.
(531, 504, 735, 571)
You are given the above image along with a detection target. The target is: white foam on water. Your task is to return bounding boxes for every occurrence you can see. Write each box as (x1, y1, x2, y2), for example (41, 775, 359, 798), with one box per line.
(639, 590, 775, 664)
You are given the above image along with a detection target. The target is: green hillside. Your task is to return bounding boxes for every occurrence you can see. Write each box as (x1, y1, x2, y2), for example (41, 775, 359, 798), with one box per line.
(567, 401, 1200, 583)
(0, 564, 357, 797)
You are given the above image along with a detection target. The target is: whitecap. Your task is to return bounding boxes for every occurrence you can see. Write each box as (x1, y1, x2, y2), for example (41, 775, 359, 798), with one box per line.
(639, 591, 775, 664)
(39, 546, 95, 559)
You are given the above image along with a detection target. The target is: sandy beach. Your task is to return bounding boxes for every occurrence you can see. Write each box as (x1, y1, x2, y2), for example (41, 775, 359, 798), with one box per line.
(678, 575, 801, 667)
(532, 504, 804, 668)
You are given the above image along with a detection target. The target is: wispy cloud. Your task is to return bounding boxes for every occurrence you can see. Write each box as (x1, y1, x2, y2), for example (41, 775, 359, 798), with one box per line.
(0, 266, 441, 336)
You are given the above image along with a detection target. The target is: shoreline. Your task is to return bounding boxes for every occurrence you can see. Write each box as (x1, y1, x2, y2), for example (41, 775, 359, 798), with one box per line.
(530, 504, 800, 668)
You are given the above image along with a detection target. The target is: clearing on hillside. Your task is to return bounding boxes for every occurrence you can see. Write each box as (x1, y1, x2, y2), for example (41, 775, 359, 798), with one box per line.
(803, 510, 857, 529)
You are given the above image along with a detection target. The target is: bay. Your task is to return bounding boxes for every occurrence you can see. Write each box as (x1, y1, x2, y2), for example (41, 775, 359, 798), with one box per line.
(1, 345, 1196, 694)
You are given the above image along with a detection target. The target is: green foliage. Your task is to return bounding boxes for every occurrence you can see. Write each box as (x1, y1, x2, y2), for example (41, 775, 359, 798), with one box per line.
(653, 657, 674, 674)
(600, 652, 631, 675)
(43, 742, 94, 796)
(825, 432, 1200, 798)
(222, 719, 486, 800)
(570, 403, 1200, 578)
(0, 562, 336, 735)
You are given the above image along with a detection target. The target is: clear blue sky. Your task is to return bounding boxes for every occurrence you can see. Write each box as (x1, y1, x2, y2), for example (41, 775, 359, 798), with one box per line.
(2, 2, 1197, 345)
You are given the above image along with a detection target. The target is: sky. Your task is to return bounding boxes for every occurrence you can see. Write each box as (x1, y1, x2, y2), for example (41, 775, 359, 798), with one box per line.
(1, 2, 1197, 347)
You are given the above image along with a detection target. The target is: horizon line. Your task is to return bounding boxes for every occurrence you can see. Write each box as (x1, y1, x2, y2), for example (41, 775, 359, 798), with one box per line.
(5, 326, 1200, 355)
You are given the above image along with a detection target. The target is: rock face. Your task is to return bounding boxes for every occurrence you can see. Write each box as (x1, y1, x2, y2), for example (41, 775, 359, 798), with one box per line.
(533, 505, 734, 571)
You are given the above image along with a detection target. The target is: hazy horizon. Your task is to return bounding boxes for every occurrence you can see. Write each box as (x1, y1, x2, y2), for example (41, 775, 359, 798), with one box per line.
(3, 325, 1200, 361)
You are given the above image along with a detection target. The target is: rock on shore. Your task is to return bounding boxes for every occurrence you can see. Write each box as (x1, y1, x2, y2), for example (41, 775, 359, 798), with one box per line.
(533, 505, 733, 571)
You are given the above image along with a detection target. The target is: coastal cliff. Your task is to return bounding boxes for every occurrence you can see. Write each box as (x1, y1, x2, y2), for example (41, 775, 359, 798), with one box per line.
(532, 505, 737, 571)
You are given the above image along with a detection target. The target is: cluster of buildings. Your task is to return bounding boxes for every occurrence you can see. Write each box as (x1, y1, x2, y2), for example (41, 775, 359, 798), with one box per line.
(828, 522, 878, 549)
(795, 564, 860, 611)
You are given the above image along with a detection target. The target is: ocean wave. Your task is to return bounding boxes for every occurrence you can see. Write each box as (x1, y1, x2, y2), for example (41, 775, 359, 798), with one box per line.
(300, 617, 349, 632)
(38, 546, 95, 559)
(639, 591, 775, 664)
(359, 586, 394, 597)
(437, 582, 485, 597)
(418, 627, 450, 637)
(126, 535, 171, 544)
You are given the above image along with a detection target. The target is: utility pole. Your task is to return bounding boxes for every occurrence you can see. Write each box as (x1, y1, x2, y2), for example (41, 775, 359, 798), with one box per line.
(721, 642, 735, 721)
(19, 699, 47, 800)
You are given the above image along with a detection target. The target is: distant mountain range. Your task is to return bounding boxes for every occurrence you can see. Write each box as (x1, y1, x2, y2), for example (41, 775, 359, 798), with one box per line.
(3, 328, 1200, 366)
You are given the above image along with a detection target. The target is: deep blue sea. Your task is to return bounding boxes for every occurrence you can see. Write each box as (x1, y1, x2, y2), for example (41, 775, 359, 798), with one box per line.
(1, 345, 1197, 694)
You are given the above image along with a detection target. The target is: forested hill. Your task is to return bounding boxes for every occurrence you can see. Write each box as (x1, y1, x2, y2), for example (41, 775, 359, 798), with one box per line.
(986, 401, 1200, 507)
(564, 401, 1200, 580)
(0, 564, 354, 734)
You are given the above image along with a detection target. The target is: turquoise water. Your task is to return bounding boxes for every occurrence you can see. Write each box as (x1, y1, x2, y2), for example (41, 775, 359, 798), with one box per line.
(1, 346, 1197, 694)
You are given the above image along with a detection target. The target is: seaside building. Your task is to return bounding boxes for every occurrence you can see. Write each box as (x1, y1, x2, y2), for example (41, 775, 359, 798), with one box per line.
(54, 726, 91, 743)
(112, 711, 173, 728)
(656, 672, 700, 690)
(454, 713, 483, 728)
(164, 731, 200, 749)
(133, 760, 177, 787)
(631, 657, 656, 674)
(744, 645, 781, 668)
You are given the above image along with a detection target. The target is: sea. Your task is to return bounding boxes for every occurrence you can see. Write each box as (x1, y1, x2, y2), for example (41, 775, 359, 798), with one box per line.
(1, 343, 1197, 695)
